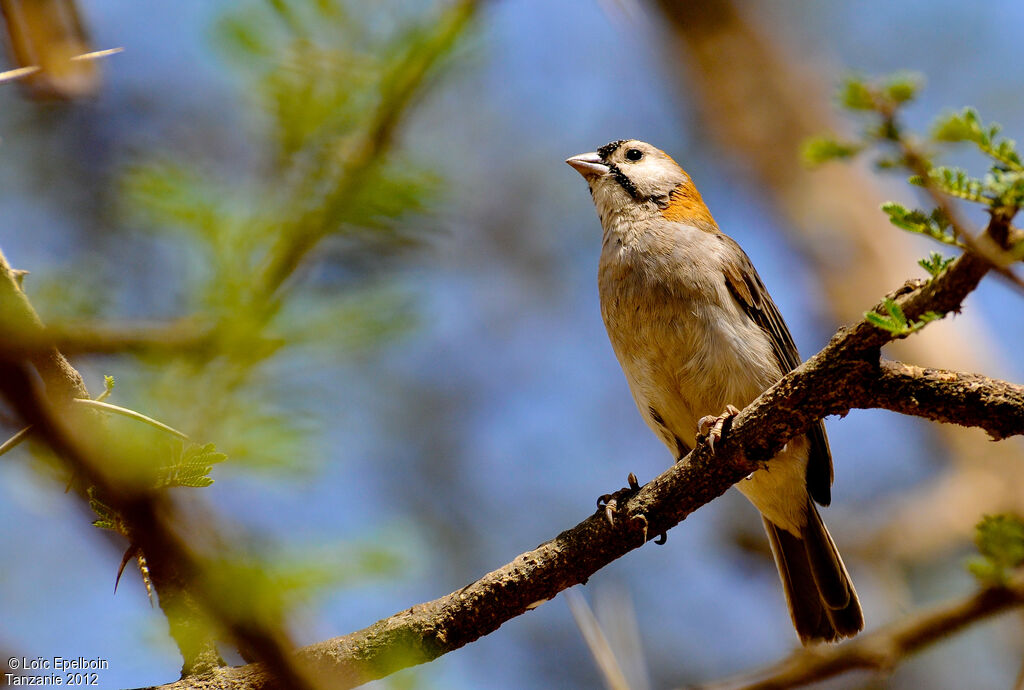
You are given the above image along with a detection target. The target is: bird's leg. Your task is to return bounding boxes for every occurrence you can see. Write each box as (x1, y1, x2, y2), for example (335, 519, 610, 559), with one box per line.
(697, 404, 741, 454)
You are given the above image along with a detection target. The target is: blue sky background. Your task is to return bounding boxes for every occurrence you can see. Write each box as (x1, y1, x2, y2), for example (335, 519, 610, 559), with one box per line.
(1, 1, 1023, 688)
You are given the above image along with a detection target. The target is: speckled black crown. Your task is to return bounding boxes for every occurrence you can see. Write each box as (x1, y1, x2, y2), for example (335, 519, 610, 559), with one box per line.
(597, 139, 627, 160)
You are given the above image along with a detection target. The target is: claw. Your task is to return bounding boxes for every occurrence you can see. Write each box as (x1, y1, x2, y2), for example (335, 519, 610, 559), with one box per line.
(697, 404, 741, 454)
(654, 532, 668, 545)
(596, 472, 644, 527)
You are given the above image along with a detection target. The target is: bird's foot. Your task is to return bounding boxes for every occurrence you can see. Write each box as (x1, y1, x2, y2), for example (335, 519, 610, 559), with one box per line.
(596, 473, 667, 544)
(697, 404, 741, 454)
(597, 472, 641, 527)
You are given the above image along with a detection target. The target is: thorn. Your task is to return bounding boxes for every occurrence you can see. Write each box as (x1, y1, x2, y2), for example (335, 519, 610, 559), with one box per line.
(115, 545, 139, 593)
(0, 66, 40, 84)
(70, 47, 125, 62)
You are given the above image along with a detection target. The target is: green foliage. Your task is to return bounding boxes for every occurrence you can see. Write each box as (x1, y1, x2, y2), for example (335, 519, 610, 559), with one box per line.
(910, 167, 988, 204)
(801, 135, 863, 167)
(918, 251, 955, 277)
(88, 441, 227, 536)
(808, 73, 1023, 256)
(115, 0, 472, 473)
(983, 168, 1024, 209)
(864, 297, 944, 336)
(198, 540, 404, 632)
(838, 76, 876, 111)
(967, 514, 1024, 585)
(88, 487, 127, 535)
(881, 72, 922, 106)
(838, 72, 923, 114)
(156, 441, 227, 489)
(880, 202, 963, 247)
(932, 108, 1023, 172)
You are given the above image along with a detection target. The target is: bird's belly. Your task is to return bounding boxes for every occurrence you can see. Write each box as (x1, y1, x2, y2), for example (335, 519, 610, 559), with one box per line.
(603, 288, 809, 532)
(609, 297, 778, 447)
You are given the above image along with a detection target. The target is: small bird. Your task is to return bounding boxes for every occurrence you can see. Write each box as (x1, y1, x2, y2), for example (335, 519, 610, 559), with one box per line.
(567, 139, 863, 644)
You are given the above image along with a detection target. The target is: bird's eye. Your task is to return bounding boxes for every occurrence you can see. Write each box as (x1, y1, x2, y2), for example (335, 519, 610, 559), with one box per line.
(625, 148, 643, 162)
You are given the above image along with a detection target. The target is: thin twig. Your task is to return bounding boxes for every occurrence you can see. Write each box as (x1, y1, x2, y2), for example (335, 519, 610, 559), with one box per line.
(893, 123, 1024, 292)
(696, 578, 1024, 690)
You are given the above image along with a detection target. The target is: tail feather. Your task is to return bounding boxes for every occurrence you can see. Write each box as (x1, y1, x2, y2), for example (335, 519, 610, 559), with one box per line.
(802, 503, 852, 610)
(762, 505, 863, 644)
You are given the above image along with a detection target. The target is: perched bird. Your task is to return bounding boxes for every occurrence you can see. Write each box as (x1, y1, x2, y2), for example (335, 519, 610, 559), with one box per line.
(566, 139, 863, 644)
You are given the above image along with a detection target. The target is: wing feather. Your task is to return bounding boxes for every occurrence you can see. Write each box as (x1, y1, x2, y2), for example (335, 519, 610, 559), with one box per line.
(722, 241, 834, 505)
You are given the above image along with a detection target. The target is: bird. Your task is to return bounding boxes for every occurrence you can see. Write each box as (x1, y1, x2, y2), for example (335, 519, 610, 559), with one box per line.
(566, 139, 863, 644)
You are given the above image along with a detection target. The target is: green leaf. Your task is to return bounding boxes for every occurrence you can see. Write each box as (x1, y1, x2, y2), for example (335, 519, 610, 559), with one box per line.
(839, 76, 875, 111)
(914, 166, 989, 205)
(801, 135, 863, 167)
(932, 107, 1023, 172)
(967, 514, 1024, 585)
(918, 251, 955, 277)
(88, 487, 126, 535)
(985, 169, 1024, 209)
(881, 71, 923, 105)
(881, 201, 963, 247)
(884, 298, 908, 328)
(156, 441, 228, 490)
(864, 311, 893, 330)
(864, 298, 946, 336)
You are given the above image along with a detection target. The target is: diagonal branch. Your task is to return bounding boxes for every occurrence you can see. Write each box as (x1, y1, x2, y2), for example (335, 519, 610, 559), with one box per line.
(697, 576, 1024, 690)
(146, 205, 1021, 689)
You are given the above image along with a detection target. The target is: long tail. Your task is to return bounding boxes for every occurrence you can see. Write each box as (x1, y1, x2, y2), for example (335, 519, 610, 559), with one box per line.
(762, 502, 863, 644)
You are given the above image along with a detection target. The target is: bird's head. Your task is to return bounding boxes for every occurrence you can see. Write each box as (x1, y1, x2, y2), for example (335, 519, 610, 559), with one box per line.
(566, 139, 716, 231)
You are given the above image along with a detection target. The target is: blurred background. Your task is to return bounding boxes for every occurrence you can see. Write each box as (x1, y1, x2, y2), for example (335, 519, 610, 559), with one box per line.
(1, 0, 1023, 688)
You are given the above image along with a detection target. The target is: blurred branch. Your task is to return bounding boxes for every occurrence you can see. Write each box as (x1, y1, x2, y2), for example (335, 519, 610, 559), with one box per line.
(40, 320, 215, 355)
(0, 248, 90, 404)
(254, 0, 480, 301)
(566, 589, 633, 690)
(151, 211, 1020, 689)
(0, 251, 230, 677)
(698, 577, 1024, 690)
(0, 360, 317, 686)
(0, 0, 103, 99)
(1, 2, 484, 683)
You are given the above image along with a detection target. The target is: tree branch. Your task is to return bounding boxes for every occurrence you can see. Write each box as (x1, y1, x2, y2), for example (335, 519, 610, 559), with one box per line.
(146, 210, 1021, 689)
(871, 360, 1024, 440)
(697, 577, 1024, 690)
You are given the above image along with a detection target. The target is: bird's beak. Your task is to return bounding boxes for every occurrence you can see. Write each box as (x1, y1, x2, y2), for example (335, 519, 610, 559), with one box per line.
(565, 152, 608, 179)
